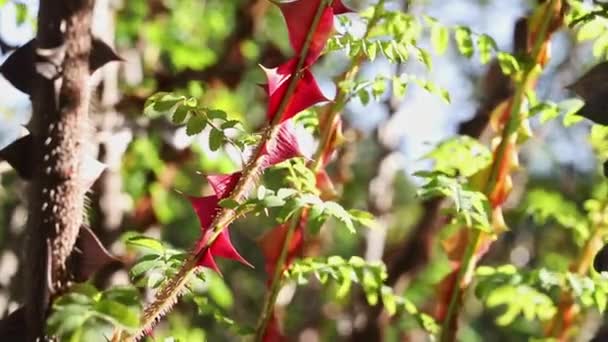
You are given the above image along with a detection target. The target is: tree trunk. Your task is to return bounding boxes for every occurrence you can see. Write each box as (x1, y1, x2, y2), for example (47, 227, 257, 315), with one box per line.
(25, 0, 95, 340)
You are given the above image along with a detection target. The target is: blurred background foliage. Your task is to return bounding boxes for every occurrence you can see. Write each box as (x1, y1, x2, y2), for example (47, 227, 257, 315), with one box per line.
(1, 0, 608, 341)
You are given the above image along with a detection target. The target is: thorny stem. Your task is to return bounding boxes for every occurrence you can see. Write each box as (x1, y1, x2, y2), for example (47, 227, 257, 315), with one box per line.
(252, 1, 387, 339)
(254, 211, 302, 341)
(129, 0, 334, 340)
(439, 2, 558, 341)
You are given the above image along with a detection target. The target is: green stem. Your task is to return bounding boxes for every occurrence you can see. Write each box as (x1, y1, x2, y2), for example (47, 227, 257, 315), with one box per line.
(439, 2, 557, 341)
(254, 211, 302, 341)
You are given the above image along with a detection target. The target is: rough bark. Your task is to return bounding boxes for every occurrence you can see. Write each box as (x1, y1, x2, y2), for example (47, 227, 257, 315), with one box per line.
(25, 0, 95, 339)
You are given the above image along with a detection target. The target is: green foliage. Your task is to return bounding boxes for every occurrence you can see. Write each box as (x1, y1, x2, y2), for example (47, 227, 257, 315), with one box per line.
(47, 284, 141, 341)
(144, 91, 256, 151)
(341, 73, 450, 105)
(528, 97, 585, 126)
(424, 136, 492, 177)
(117, 0, 239, 70)
(126, 235, 195, 289)
(220, 183, 377, 234)
(590, 125, 608, 158)
(416, 171, 492, 232)
(284, 256, 439, 336)
(524, 189, 590, 245)
(330, 8, 516, 67)
(475, 265, 608, 326)
(568, 1, 608, 59)
(416, 135, 494, 234)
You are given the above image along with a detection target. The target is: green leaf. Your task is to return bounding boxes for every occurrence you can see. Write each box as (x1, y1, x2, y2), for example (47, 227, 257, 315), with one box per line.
(126, 236, 165, 254)
(153, 93, 185, 112)
(221, 120, 241, 130)
(577, 19, 605, 41)
(371, 77, 386, 99)
(381, 286, 397, 316)
(349, 209, 379, 229)
(454, 26, 474, 58)
(363, 40, 378, 61)
(130, 257, 163, 278)
(424, 136, 492, 177)
(208, 109, 228, 120)
(94, 300, 140, 329)
(336, 266, 353, 299)
(477, 34, 497, 64)
(47, 310, 89, 336)
(431, 23, 449, 55)
(324, 201, 355, 233)
(277, 188, 298, 199)
(416, 47, 433, 70)
(172, 105, 189, 124)
(496, 52, 520, 75)
(392, 76, 408, 98)
(186, 114, 207, 135)
(15, 3, 27, 25)
(358, 89, 370, 105)
(209, 128, 224, 151)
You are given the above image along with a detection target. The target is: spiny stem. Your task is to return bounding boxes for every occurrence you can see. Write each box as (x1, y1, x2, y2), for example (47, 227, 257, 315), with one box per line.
(131, 0, 334, 339)
(254, 211, 302, 341)
(439, 2, 558, 341)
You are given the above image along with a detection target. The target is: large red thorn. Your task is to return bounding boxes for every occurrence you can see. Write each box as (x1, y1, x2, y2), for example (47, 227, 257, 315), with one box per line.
(188, 195, 220, 229)
(262, 120, 303, 168)
(207, 172, 242, 199)
(275, 0, 351, 65)
(261, 58, 329, 123)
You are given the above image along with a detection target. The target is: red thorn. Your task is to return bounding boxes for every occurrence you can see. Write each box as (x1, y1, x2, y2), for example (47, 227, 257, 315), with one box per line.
(196, 248, 222, 275)
(188, 195, 220, 229)
(207, 172, 242, 199)
(263, 59, 329, 123)
(332, 0, 354, 14)
(262, 120, 303, 168)
(276, 0, 335, 66)
(211, 229, 254, 268)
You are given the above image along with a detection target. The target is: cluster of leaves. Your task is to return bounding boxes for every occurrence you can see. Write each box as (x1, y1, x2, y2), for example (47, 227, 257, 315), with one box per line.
(126, 235, 249, 335)
(127, 235, 193, 289)
(526, 89, 585, 126)
(221, 182, 376, 234)
(340, 72, 451, 105)
(328, 7, 520, 72)
(144, 91, 258, 151)
(415, 136, 493, 231)
(117, 0, 241, 70)
(524, 188, 590, 245)
(475, 265, 608, 326)
(284, 256, 439, 335)
(568, 0, 608, 59)
(47, 284, 140, 341)
(417, 170, 492, 231)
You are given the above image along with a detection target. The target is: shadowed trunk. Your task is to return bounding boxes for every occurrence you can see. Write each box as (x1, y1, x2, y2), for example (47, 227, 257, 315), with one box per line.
(24, 0, 95, 339)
